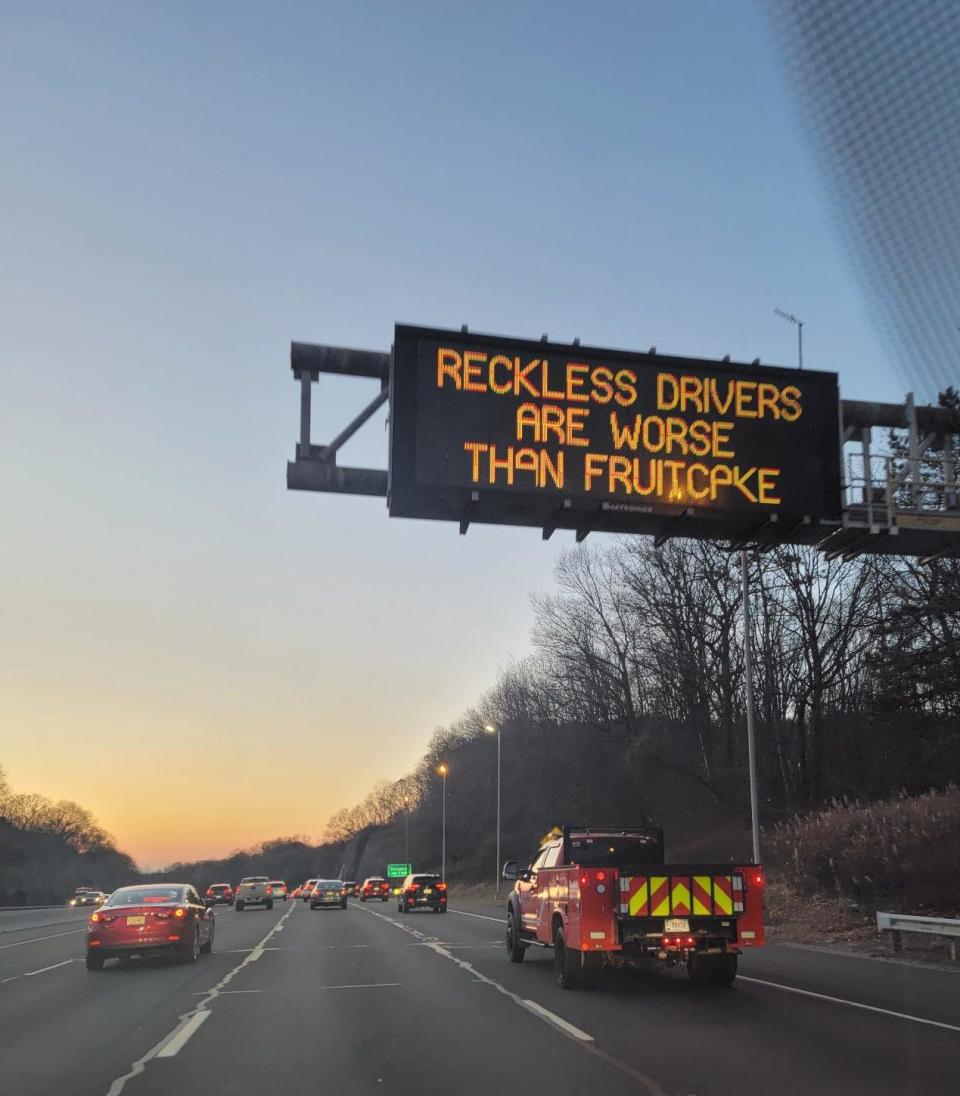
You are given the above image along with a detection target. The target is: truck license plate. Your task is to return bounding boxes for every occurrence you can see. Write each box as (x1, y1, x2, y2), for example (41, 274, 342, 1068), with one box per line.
(665, 918, 689, 933)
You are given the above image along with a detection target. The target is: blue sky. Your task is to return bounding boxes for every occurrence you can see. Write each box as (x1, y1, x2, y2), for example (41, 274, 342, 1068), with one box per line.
(0, 1, 903, 865)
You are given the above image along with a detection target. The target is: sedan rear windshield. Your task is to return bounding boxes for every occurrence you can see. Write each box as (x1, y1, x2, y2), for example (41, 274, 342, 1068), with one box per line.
(241, 877, 269, 884)
(413, 876, 441, 885)
(107, 886, 185, 907)
(269, 882, 285, 887)
(210, 885, 229, 891)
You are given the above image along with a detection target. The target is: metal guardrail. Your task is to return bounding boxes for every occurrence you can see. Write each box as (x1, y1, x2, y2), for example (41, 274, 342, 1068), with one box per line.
(876, 912, 960, 960)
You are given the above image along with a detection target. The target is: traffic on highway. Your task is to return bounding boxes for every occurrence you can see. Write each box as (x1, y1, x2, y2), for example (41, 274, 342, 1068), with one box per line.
(2, 865, 958, 1096)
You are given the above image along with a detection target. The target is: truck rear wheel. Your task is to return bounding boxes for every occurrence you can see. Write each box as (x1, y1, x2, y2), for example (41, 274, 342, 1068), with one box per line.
(687, 953, 737, 987)
(506, 910, 526, 963)
(553, 924, 597, 989)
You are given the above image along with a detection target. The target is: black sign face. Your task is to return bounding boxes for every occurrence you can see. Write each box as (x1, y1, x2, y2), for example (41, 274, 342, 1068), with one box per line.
(389, 325, 842, 537)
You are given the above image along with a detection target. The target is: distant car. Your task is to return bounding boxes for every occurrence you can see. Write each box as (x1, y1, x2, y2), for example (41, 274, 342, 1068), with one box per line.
(204, 883, 234, 907)
(268, 881, 288, 901)
(300, 879, 319, 902)
(70, 888, 107, 907)
(234, 877, 274, 911)
(341, 881, 359, 898)
(360, 877, 390, 902)
(310, 880, 347, 910)
(85, 883, 214, 970)
(398, 874, 447, 914)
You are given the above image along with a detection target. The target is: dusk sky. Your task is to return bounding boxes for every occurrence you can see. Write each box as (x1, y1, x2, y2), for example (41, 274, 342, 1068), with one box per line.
(2, 1, 907, 867)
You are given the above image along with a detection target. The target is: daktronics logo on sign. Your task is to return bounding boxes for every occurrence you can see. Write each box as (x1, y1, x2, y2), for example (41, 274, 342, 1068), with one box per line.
(389, 325, 842, 535)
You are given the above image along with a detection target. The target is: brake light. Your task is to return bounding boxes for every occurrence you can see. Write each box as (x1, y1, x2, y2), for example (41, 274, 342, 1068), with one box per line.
(266, 885, 272, 895)
(409, 884, 419, 892)
(752, 870, 764, 887)
(436, 882, 447, 891)
(579, 874, 588, 886)
(595, 870, 606, 882)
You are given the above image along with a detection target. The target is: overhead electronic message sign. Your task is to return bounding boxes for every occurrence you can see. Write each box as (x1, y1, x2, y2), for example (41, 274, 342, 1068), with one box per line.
(388, 325, 842, 539)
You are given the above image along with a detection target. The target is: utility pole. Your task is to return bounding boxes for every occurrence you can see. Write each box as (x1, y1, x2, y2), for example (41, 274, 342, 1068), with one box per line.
(741, 549, 762, 864)
(437, 764, 448, 880)
(485, 725, 501, 899)
(403, 795, 409, 864)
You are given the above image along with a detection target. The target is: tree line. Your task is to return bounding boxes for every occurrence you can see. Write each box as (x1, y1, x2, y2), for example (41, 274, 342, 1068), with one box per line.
(0, 766, 136, 905)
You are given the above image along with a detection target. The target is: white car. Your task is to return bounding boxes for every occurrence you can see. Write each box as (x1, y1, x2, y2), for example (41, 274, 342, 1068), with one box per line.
(234, 876, 274, 911)
(268, 881, 288, 901)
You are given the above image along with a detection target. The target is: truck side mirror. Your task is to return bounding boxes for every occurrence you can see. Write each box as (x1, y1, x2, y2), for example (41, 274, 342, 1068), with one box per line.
(501, 860, 519, 881)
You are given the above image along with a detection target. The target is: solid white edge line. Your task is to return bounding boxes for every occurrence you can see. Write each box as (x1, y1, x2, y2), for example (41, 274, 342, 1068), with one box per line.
(155, 1011, 211, 1058)
(521, 998, 594, 1041)
(738, 976, 960, 1033)
(449, 910, 502, 923)
(0, 928, 85, 950)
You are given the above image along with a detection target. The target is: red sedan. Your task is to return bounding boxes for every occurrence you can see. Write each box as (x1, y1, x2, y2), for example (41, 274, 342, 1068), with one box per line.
(359, 877, 390, 902)
(85, 883, 214, 971)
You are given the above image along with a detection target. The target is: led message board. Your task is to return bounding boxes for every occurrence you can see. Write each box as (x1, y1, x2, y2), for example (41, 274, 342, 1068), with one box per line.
(389, 325, 842, 538)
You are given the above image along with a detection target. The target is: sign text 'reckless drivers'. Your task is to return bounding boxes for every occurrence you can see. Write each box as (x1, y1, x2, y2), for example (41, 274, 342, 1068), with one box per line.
(389, 326, 842, 528)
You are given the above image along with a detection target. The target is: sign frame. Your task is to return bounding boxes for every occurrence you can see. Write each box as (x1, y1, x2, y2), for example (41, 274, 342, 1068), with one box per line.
(388, 324, 843, 543)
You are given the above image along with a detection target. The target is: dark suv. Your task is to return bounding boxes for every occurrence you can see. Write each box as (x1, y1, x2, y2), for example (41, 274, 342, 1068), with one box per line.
(398, 874, 447, 913)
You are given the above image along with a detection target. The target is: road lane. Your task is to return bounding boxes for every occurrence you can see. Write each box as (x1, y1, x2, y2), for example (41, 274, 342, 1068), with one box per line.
(0, 900, 291, 1096)
(2, 896, 957, 1095)
(119, 898, 662, 1096)
(431, 902, 960, 1095)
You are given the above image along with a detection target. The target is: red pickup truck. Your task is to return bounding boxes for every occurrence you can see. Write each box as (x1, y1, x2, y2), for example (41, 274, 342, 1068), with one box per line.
(502, 826, 764, 989)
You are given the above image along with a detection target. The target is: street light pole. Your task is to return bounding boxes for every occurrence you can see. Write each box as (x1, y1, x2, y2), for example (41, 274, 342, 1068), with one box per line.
(774, 308, 804, 370)
(485, 724, 501, 899)
(403, 796, 409, 865)
(437, 764, 448, 880)
(741, 549, 762, 865)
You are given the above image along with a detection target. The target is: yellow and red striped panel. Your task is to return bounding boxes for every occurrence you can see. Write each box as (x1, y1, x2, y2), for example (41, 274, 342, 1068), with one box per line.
(619, 873, 739, 917)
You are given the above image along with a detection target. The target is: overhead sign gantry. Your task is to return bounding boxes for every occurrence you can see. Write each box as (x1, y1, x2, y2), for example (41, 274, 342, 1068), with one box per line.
(287, 324, 960, 560)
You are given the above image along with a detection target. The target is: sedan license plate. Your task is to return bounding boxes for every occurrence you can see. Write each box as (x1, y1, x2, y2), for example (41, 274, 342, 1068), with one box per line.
(665, 918, 689, 933)
(126, 915, 145, 926)
(423, 888, 433, 895)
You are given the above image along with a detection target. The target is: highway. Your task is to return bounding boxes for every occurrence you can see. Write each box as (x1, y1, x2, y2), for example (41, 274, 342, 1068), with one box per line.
(1, 899, 957, 1095)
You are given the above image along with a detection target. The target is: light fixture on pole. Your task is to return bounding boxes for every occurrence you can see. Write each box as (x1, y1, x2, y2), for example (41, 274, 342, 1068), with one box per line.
(437, 764, 448, 881)
(774, 308, 804, 370)
(484, 724, 501, 898)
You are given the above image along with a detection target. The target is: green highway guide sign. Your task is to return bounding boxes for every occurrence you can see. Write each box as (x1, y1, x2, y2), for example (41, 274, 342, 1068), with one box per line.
(386, 863, 411, 878)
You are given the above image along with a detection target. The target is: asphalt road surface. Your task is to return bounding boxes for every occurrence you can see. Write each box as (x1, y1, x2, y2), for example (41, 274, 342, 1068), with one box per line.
(1, 898, 957, 1095)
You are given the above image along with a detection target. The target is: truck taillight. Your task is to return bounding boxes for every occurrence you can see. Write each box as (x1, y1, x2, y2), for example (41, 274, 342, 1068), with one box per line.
(595, 870, 606, 882)
(266, 885, 272, 895)
(752, 869, 764, 887)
